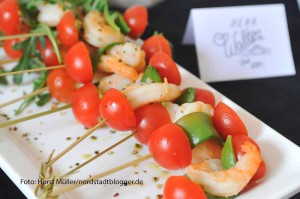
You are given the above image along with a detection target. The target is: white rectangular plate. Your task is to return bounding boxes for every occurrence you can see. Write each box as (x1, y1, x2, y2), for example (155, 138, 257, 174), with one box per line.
(0, 64, 300, 199)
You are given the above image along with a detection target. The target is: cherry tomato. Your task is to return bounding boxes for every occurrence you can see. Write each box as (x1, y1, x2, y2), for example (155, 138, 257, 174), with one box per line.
(148, 123, 192, 170)
(3, 38, 22, 58)
(164, 176, 207, 199)
(251, 160, 266, 181)
(47, 68, 76, 103)
(99, 88, 136, 131)
(65, 42, 93, 83)
(133, 103, 171, 144)
(194, 88, 215, 107)
(142, 34, 172, 62)
(231, 135, 266, 182)
(0, 0, 20, 35)
(72, 84, 101, 128)
(57, 11, 79, 48)
(37, 38, 60, 67)
(212, 102, 248, 140)
(149, 51, 181, 85)
(123, 5, 148, 39)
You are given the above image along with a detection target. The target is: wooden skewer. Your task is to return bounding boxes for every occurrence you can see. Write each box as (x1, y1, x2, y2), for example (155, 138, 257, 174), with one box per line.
(61, 132, 137, 178)
(0, 87, 49, 109)
(48, 154, 153, 197)
(0, 58, 19, 65)
(0, 65, 65, 77)
(0, 32, 46, 41)
(0, 104, 72, 128)
(45, 120, 107, 168)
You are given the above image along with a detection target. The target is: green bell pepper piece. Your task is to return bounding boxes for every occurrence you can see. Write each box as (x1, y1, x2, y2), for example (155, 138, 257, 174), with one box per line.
(221, 135, 237, 169)
(175, 87, 196, 105)
(176, 112, 221, 148)
(141, 65, 162, 83)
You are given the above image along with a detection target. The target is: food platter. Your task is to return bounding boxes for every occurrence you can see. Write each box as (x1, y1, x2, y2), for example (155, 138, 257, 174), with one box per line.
(0, 56, 300, 199)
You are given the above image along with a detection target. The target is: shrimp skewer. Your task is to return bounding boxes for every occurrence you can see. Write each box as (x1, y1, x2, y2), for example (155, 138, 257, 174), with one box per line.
(98, 55, 139, 80)
(174, 101, 214, 122)
(122, 80, 181, 110)
(106, 42, 146, 72)
(98, 73, 134, 93)
(97, 42, 146, 80)
(185, 141, 262, 197)
(83, 11, 125, 49)
(191, 139, 222, 164)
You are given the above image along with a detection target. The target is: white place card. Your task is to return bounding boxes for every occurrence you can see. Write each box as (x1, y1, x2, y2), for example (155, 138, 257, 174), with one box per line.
(183, 4, 296, 82)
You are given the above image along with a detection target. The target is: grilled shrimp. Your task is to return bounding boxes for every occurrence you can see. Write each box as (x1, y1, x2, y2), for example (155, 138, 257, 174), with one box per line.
(97, 42, 146, 80)
(99, 73, 133, 93)
(107, 42, 146, 72)
(83, 11, 125, 49)
(37, 3, 64, 27)
(185, 141, 262, 197)
(98, 55, 139, 80)
(122, 81, 181, 110)
(192, 139, 222, 164)
(174, 101, 214, 122)
(164, 102, 180, 122)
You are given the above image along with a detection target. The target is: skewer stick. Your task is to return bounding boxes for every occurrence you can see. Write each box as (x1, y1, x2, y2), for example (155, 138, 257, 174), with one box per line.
(0, 58, 19, 65)
(0, 104, 71, 128)
(0, 87, 49, 109)
(0, 65, 65, 77)
(0, 32, 46, 41)
(62, 132, 137, 178)
(46, 120, 107, 167)
(48, 154, 153, 197)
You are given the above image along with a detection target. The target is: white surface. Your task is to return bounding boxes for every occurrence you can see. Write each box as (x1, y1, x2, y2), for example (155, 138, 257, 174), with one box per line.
(183, 4, 296, 82)
(0, 66, 300, 199)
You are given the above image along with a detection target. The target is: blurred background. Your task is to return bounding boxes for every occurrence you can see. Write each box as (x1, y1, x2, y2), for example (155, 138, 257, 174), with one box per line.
(1, 0, 299, 198)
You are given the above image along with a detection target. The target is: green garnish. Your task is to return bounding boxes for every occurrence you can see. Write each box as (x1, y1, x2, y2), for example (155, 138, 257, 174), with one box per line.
(15, 72, 48, 115)
(31, 23, 62, 63)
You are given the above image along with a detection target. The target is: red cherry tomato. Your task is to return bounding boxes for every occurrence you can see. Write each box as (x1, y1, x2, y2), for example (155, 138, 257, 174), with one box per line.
(194, 88, 215, 107)
(133, 103, 171, 144)
(65, 42, 93, 83)
(231, 135, 260, 160)
(0, 0, 20, 35)
(47, 68, 75, 103)
(37, 38, 60, 67)
(142, 34, 172, 62)
(164, 176, 207, 199)
(72, 84, 101, 128)
(57, 11, 79, 48)
(99, 88, 136, 131)
(212, 102, 248, 140)
(232, 135, 266, 182)
(251, 160, 266, 181)
(148, 123, 192, 170)
(123, 5, 148, 39)
(149, 51, 181, 85)
(3, 38, 22, 58)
